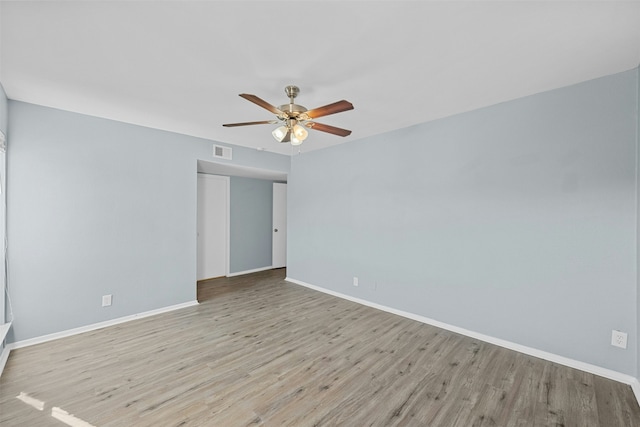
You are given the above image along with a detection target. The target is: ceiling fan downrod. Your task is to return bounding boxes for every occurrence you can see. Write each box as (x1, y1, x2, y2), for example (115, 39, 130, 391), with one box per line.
(278, 85, 307, 119)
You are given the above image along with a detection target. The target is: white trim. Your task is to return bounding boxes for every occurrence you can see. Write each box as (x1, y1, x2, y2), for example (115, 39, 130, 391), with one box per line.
(631, 378, 640, 405)
(285, 277, 640, 396)
(0, 321, 11, 344)
(225, 175, 230, 278)
(0, 321, 12, 377)
(8, 300, 198, 350)
(227, 266, 273, 277)
(0, 344, 10, 377)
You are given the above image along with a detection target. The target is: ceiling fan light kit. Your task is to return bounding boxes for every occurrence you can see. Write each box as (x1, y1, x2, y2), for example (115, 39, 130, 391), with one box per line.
(223, 85, 353, 146)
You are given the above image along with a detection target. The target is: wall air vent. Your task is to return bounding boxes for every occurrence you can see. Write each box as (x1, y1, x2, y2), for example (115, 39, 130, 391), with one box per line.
(213, 144, 232, 160)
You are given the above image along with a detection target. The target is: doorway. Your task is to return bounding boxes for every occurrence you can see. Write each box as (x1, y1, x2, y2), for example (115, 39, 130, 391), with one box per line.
(195, 160, 288, 289)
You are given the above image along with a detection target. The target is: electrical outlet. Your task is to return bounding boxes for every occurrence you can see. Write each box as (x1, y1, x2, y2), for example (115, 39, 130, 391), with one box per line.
(353, 277, 358, 287)
(611, 330, 627, 349)
(102, 295, 112, 307)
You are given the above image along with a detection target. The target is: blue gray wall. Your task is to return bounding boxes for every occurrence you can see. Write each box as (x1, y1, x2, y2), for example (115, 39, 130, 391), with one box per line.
(288, 69, 638, 376)
(6, 101, 289, 343)
(0, 84, 7, 351)
(637, 66, 640, 379)
(4, 69, 640, 378)
(229, 176, 273, 274)
(0, 84, 7, 134)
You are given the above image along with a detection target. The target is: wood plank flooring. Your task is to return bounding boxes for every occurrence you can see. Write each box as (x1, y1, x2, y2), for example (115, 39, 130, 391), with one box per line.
(1, 268, 639, 426)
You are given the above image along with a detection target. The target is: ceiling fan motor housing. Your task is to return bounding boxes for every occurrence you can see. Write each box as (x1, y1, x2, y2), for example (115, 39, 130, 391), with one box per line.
(278, 103, 307, 118)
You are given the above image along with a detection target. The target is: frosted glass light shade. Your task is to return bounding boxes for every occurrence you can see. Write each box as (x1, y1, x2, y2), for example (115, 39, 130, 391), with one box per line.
(273, 123, 306, 145)
(272, 126, 290, 143)
(272, 126, 287, 141)
(292, 124, 308, 141)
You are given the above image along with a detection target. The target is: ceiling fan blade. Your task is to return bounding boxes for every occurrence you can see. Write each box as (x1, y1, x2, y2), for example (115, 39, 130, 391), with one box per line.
(222, 120, 278, 127)
(239, 94, 283, 115)
(303, 100, 354, 119)
(305, 122, 352, 137)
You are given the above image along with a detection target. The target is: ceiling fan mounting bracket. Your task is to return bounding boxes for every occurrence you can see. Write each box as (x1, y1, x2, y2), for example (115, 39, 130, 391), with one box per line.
(284, 85, 300, 100)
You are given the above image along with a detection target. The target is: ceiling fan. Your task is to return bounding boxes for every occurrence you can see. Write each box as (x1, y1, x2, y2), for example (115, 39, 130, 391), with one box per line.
(223, 85, 354, 146)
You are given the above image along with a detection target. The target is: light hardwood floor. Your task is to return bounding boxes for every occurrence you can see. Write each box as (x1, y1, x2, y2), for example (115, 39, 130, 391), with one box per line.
(1, 269, 639, 426)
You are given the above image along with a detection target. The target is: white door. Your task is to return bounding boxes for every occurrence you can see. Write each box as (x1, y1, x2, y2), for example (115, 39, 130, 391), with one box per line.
(272, 183, 287, 268)
(197, 174, 229, 280)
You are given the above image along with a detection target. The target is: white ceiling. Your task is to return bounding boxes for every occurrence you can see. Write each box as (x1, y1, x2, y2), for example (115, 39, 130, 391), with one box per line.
(1, 1, 639, 156)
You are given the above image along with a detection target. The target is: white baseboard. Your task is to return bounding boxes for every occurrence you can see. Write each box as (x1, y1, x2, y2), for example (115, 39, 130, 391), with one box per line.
(227, 265, 273, 277)
(0, 321, 13, 378)
(0, 344, 10, 378)
(285, 276, 640, 401)
(0, 321, 12, 344)
(631, 379, 640, 407)
(8, 300, 199, 351)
